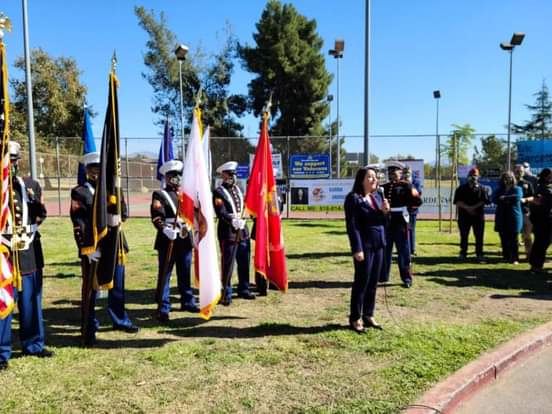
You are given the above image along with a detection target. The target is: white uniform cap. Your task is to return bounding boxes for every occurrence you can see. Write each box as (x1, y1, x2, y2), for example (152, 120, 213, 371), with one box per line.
(8, 141, 21, 159)
(216, 161, 238, 174)
(81, 152, 100, 166)
(386, 160, 405, 171)
(159, 160, 183, 176)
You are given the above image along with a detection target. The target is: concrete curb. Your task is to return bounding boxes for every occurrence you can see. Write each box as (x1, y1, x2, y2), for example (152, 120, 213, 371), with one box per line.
(403, 320, 552, 414)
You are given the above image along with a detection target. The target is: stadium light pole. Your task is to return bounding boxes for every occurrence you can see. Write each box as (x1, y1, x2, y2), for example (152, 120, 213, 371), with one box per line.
(363, 0, 371, 166)
(175, 44, 189, 159)
(21, 0, 37, 179)
(327, 94, 334, 178)
(329, 38, 344, 177)
(500, 32, 525, 172)
(433, 90, 442, 231)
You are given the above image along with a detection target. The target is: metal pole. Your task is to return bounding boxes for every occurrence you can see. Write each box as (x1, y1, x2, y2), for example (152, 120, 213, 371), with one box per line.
(21, 0, 37, 179)
(328, 101, 332, 178)
(55, 137, 62, 216)
(125, 137, 130, 216)
(336, 57, 341, 178)
(178, 60, 185, 159)
(436, 99, 442, 231)
(363, 0, 371, 166)
(286, 135, 291, 219)
(506, 49, 513, 171)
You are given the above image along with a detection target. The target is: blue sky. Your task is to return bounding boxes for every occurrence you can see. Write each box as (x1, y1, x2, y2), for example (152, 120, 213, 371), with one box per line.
(1, 0, 551, 162)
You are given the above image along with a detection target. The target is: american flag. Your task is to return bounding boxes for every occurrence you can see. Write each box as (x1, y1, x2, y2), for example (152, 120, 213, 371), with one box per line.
(0, 41, 15, 320)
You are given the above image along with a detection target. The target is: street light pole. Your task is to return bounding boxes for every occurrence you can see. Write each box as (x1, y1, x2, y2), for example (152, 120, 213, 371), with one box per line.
(500, 32, 525, 171)
(363, 0, 371, 166)
(174, 44, 189, 159)
(327, 94, 333, 178)
(329, 39, 344, 178)
(433, 90, 441, 231)
(506, 49, 513, 171)
(21, 0, 37, 179)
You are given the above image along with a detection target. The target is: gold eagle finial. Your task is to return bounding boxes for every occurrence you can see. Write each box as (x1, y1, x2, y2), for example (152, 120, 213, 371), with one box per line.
(0, 13, 12, 39)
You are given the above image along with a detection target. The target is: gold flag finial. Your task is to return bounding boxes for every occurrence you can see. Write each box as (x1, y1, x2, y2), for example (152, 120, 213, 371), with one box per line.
(111, 50, 117, 73)
(194, 87, 203, 109)
(262, 92, 273, 119)
(0, 13, 12, 40)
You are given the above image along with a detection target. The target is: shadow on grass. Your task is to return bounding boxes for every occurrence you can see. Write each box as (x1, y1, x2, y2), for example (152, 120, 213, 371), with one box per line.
(288, 280, 351, 290)
(421, 267, 551, 291)
(413, 255, 505, 266)
(165, 322, 345, 339)
(47, 260, 81, 267)
(44, 272, 79, 279)
(490, 291, 552, 301)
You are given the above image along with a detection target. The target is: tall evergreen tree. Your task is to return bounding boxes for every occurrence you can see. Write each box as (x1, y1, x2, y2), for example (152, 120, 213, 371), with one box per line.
(239, 0, 332, 158)
(512, 81, 552, 140)
(134, 6, 249, 163)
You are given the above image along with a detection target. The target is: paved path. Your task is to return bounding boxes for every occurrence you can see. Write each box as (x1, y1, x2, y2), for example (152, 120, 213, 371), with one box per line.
(455, 344, 552, 414)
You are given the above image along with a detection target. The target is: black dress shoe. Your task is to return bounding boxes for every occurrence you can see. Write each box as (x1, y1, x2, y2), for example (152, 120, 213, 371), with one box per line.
(403, 279, 413, 288)
(220, 296, 232, 306)
(363, 318, 383, 330)
(0, 360, 8, 370)
(114, 324, 140, 333)
(83, 337, 97, 347)
(24, 349, 54, 358)
(238, 291, 256, 300)
(257, 290, 268, 297)
(349, 320, 365, 334)
(156, 312, 170, 323)
(182, 304, 200, 313)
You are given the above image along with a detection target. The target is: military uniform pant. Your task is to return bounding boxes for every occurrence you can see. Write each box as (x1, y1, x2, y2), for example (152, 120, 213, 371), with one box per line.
(350, 246, 383, 322)
(0, 270, 46, 361)
(156, 243, 195, 314)
(0, 313, 12, 362)
(458, 214, 485, 256)
(381, 218, 412, 283)
(529, 221, 551, 270)
(220, 239, 251, 300)
(81, 260, 133, 342)
(409, 213, 418, 254)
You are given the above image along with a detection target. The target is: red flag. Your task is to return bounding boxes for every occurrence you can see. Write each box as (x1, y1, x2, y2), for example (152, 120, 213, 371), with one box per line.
(245, 114, 288, 291)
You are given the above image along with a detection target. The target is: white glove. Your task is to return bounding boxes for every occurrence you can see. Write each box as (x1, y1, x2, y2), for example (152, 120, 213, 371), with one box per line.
(238, 219, 246, 230)
(163, 226, 178, 240)
(87, 250, 101, 263)
(231, 218, 241, 230)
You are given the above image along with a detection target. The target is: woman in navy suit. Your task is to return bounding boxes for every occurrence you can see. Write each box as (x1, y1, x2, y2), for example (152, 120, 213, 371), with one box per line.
(344, 166, 390, 333)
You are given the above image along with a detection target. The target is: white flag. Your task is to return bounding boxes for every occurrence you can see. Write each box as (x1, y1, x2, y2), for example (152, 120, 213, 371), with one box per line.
(179, 109, 221, 320)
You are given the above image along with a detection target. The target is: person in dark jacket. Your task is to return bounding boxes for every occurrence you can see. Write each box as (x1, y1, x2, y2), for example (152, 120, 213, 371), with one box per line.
(70, 152, 138, 346)
(514, 164, 535, 260)
(151, 160, 199, 323)
(529, 168, 552, 273)
(344, 166, 390, 333)
(453, 167, 489, 261)
(494, 171, 523, 264)
(403, 166, 422, 255)
(0, 141, 53, 370)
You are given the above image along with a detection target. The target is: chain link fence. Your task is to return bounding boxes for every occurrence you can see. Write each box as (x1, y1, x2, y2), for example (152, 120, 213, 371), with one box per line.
(14, 132, 524, 218)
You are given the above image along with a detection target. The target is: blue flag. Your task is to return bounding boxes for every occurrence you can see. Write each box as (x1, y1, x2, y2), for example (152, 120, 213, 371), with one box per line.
(77, 108, 97, 185)
(157, 119, 174, 183)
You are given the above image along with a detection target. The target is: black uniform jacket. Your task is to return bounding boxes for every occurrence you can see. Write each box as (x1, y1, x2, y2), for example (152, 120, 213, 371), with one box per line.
(344, 192, 387, 254)
(5, 176, 47, 275)
(70, 181, 129, 256)
(213, 183, 249, 242)
(383, 180, 422, 224)
(150, 188, 192, 251)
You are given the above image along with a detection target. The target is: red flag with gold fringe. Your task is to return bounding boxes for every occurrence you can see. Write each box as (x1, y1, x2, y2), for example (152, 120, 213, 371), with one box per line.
(245, 113, 288, 291)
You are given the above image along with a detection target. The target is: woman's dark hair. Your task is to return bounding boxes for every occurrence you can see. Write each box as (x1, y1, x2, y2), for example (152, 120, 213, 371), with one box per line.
(352, 167, 376, 195)
(500, 171, 516, 187)
(538, 168, 552, 184)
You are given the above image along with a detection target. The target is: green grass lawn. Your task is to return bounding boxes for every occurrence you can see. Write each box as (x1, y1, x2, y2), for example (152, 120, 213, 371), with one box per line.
(2, 218, 552, 413)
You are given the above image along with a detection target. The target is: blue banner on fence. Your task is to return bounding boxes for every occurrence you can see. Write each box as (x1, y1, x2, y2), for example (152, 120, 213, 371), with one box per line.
(289, 154, 330, 178)
(236, 164, 250, 179)
(517, 140, 552, 169)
